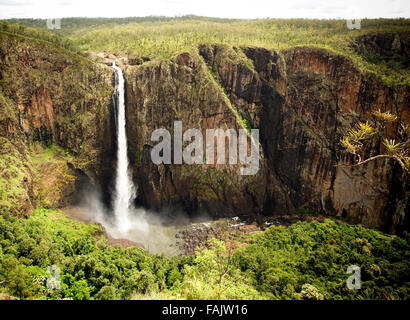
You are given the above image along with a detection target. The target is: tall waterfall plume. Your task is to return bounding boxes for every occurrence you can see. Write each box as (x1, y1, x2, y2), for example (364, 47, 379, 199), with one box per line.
(112, 61, 135, 234)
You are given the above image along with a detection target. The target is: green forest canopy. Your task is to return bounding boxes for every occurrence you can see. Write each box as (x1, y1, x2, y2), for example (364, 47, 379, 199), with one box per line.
(0, 209, 409, 300)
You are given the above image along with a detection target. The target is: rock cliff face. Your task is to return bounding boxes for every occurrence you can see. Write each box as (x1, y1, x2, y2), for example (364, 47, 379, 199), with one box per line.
(0, 31, 408, 234)
(123, 50, 270, 217)
(122, 44, 409, 233)
(281, 47, 409, 234)
(0, 33, 114, 215)
(352, 32, 410, 68)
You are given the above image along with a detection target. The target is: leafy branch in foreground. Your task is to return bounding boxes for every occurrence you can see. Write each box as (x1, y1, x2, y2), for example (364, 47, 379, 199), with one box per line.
(339, 110, 409, 174)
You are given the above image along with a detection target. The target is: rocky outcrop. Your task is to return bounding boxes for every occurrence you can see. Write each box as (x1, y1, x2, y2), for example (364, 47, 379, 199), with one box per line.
(352, 32, 410, 68)
(123, 51, 270, 217)
(123, 44, 409, 234)
(282, 47, 409, 233)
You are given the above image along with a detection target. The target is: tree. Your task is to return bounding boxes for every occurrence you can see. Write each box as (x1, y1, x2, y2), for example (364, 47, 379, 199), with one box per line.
(95, 285, 118, 300)
(340, 110, 409, 174)
(181, 238, 237, 299)
(0, 21, 8, 32)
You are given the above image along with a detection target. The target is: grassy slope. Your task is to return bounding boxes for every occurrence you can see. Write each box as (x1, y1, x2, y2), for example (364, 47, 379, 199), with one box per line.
(0, 138, 33, 216)
(0, 139, 78, 215)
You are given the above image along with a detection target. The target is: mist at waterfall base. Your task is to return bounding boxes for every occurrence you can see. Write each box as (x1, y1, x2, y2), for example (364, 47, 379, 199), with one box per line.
(79, 188, 186, 256)
(71, 62, 191, 256)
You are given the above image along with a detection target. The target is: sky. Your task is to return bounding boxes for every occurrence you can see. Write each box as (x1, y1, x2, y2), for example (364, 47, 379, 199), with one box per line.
(0, 0, 408, 19)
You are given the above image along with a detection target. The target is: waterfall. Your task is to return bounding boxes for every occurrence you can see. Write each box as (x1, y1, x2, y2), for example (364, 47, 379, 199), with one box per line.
(112, 61, 135, 234)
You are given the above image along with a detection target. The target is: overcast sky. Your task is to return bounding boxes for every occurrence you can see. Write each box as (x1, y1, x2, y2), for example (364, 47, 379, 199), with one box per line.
(0, 0, 408, 19)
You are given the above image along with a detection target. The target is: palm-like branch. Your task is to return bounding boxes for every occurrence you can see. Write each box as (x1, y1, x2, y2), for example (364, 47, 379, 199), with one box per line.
(373, 109, 398, 122)
(383, 139, 405, 157)
(339, 111, 409, 175)
(340, 136, 359, 154)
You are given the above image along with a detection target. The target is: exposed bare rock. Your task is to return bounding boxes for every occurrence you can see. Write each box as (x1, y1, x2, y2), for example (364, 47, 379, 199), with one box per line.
(122, 44, 409, 234)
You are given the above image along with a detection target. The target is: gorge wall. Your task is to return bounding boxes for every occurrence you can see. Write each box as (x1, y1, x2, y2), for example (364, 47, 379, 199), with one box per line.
(0, 31, 408, 234)
(122, 44, 409, 234)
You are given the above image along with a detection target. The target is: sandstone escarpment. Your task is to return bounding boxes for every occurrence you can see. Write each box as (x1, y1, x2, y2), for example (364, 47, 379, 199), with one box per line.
(123, 44, 409, 233)
(1, 29, 408, 234)
(352, 32, 410, 68)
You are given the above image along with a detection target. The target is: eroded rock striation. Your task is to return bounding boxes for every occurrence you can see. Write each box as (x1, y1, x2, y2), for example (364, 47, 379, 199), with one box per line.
(123, 44, 409, 233)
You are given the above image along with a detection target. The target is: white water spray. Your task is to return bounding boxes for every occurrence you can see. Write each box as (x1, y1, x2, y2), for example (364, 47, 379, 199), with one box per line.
(112, 61, 135, 234)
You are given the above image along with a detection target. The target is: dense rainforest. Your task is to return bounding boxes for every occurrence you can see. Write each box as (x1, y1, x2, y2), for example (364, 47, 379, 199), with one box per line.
(0, 16, 409, 300)
(1, 209, 409, 300)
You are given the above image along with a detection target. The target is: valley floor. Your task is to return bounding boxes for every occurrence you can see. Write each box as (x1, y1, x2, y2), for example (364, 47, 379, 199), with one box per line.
(0, 208, 409, 300)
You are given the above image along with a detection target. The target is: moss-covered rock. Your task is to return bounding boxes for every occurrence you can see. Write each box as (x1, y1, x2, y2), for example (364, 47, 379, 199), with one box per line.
(0, 137, 34, 216)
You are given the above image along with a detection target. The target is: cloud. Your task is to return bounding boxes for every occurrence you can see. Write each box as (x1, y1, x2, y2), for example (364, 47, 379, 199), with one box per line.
(288, 2, 322, 11)
(0, 0, 32, 6)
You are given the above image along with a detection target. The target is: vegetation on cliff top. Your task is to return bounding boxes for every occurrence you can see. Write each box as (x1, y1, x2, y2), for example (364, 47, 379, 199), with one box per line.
(0, 21, 79, 53)
(5, 16, 409, 86)
(2, 17, 410, 85)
